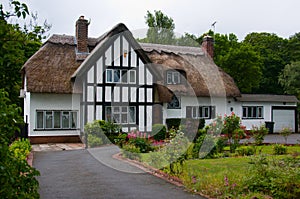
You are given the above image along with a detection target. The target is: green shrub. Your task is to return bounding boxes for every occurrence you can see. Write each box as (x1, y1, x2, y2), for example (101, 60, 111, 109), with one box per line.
(251, 125, 268, 145)
(9, 138, 31, 161)
(280, 127, 292, 144)
(236, 146, 255, 156)
(166, 118, 182, 129)
(0, 90, 40, 198)
(273, 144, 287, 155)
(122, 144, 141, 160)
(84, 120, 120, 144)
(129, 137, 152, 153)
(87, 134, 103, 147)
(244, 155, 300, 199)
(152, 124, 167, 141)
(114, 133, 127, 147)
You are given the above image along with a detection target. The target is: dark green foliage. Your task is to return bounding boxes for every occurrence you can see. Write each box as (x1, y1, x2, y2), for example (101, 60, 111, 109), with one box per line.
(191, 129, 226, 159)
(87, 134, 103, 147)
(243, 32, 288, 94)
(166, 118, 181, 130)
(128, 138, 152, 153)
(0, 0, 50, 105)
(272, 144, 287, 155)
(152, 124, 167, 141)
(84, 120, 121, 146)
(279, 61, 300, 99)
(0, 89, 40, 198)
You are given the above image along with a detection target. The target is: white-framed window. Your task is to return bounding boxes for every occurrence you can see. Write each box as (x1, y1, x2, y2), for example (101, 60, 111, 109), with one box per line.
(36, 110, 77, 129)
(105, 106, 136, 124)
(242, 106, 263, 119)
(167, 95, 181, 109)
(167, 71, 180, 84)
(187, 106, 215, 119)
(106, 69, 135, 84)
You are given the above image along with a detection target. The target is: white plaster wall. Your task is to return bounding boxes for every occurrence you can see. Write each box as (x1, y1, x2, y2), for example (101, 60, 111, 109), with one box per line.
(163, 96, 229, 125)
(28, 93, 80, 136)
(162, 96, 297, 130)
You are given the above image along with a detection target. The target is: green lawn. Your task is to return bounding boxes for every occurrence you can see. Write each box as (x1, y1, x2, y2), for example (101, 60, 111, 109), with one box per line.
(139, 144, 300, 198)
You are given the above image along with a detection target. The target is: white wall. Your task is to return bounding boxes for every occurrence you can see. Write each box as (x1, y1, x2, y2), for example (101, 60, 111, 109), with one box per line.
(26, 93, 80, 136)
(163, 96, 297, 131)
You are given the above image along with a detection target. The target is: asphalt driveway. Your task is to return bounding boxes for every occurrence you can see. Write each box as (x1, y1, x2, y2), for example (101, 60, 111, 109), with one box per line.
(33, 146, 204, 199)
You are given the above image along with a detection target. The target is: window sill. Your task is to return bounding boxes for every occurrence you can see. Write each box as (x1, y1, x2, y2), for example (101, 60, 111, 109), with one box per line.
(242, 118, 264, 120)
(34, 128, 79, 131)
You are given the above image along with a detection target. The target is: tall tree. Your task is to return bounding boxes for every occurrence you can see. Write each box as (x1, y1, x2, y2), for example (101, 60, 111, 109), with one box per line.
(217, 43, 263, 93)
(243, 32, 288, 94)
(286, 32, 300, 62)
(140, 10, 175, 44)
(278, 61, 300, 99)
(0, 0, 50, 105)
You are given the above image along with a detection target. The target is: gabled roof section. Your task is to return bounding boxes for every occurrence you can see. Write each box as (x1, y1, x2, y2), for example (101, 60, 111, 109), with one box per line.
(140, 43, 241, 98)
(237, 94, 299, 103)
(71, 23, 161, 79)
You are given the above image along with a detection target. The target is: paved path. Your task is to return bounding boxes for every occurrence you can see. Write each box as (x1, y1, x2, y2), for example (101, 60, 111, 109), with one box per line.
(241, 134, 300, 145)
(33, 146, 204, 199)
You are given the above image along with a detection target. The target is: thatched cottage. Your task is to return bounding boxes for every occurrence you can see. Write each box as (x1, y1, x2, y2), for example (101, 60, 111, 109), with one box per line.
(21, 16, 298, 143)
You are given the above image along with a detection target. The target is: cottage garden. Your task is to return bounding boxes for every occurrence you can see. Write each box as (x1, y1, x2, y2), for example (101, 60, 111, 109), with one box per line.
(85, 113, 300, 199)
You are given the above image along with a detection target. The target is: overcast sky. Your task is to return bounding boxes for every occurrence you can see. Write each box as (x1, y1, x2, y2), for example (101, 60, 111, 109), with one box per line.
(15, 0, 300, 41)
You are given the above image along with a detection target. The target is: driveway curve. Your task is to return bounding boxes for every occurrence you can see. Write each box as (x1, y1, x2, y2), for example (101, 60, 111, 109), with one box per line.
(33, 146, 205, 199)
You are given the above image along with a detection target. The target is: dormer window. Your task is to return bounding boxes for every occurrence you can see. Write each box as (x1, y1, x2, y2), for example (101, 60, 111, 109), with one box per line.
(167, 71, 180, 84)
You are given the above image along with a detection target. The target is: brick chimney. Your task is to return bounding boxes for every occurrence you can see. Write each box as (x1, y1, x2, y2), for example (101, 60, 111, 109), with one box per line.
(76, 16, 89, 53)
(202, 36, 214, 59)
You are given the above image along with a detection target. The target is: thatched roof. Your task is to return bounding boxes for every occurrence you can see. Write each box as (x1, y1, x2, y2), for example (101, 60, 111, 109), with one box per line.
(140, 43, 241, 100)
(22, 23, 241, 100)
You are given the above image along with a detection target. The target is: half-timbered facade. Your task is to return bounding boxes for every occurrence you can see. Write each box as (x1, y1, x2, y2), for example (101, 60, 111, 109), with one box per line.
(72, 24, 158, 133)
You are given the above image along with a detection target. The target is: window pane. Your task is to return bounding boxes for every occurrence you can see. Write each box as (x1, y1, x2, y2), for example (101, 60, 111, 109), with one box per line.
(129, 107, 136, 123)
(199, 107, 203, 118)
(113, 107, 120, 113)
(253, 107, 257, 118)
(113, 70, 120, 83)
(37, 111, 44, 129)
(167, 72, 172, 84)
(173, 72, 180, 84)
(106, 69, 112, 83)
(192, 107, 197, 118)
(105, 107, 112, 122)
(71, 112, 77, 128)
(247, 107, 252, 118)
(121, 113, 128, 123)
(121, 107, 127, 113)
(62, 111, 70, 128)
(113, 113, 120, 123)
(204, 107, 209, 118)
(242, 107, 247, 118)
(167, 95, 180, 109)
(258, 107, 263, 118)
(54, 111, 61, 128)
(129, 70, 135, 83)
(45, 111, 53, 128)
(121, 70, 127, 83)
